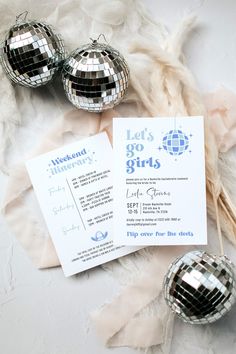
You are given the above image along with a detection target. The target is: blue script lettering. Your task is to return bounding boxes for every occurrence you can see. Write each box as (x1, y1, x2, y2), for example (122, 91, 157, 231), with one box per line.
(126, 128, 154, 142)
(126, 157, 161, 174)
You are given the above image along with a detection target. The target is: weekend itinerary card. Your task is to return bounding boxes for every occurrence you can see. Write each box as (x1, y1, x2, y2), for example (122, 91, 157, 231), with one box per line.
(113, 117, 207, 246)
(26, 132, 139, 277)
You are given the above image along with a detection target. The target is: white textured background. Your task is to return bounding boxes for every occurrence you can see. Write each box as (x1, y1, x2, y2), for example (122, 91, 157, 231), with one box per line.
(1, 1, 236, 353)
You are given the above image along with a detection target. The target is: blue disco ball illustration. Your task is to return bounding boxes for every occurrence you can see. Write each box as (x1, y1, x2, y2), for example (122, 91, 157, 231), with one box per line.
(162, 130, 189, 156)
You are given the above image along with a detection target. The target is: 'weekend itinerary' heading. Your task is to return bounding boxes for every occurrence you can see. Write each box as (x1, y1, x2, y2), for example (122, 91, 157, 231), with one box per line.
(49, 148, 94, 176)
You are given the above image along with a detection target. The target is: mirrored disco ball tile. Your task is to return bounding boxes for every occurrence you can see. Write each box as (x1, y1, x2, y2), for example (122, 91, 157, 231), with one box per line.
(62, 42, 129, 112)
(164, 250, 236, 324)
(1, 21, 65, 87)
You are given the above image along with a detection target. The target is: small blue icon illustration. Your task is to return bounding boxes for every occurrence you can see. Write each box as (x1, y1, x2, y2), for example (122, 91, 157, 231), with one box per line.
(91, 231, 108, 242)
(162, 129, 189, 156)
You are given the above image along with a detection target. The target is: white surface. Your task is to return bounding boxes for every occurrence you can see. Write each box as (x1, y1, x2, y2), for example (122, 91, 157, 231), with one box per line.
(25, 132, 140, 276)
(1, 1, 236, 353)
(113, 117, 207, 246)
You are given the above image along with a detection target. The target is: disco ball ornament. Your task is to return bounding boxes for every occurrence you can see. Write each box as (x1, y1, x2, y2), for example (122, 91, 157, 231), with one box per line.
(62, 38, 129, 112)
(164, 250, 236, 324)
(162, 129, 189, 156)
(0, 14, 65, 88)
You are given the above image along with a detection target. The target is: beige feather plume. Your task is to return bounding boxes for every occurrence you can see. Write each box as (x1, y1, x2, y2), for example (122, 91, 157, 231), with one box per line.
(127, 17, 236, 248)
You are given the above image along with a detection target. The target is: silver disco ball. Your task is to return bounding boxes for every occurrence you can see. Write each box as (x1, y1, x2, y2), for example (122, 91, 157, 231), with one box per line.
(164, 250, 236, 324)
(0, 20, 65, 88)
(62, 40, 129, 112)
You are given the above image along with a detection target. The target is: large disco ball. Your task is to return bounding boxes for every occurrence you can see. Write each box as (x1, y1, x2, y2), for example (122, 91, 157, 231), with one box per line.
(162, 129, 189, 156)
(164, 250, 236, 324)
(62, 40, 129, 112)
(0, 20, 65, 88)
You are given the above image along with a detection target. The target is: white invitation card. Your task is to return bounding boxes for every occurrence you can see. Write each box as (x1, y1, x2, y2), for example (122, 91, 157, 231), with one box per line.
(113, 117, 207, 246)
(26, 132, 139, 276)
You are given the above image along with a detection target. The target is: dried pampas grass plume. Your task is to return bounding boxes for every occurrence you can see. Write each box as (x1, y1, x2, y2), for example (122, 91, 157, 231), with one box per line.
(128, 17, 236, 248)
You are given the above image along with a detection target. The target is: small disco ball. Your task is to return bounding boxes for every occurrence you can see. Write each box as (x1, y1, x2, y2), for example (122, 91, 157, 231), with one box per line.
(164, 250, 236, 324)
(0, 19, 65, 88)
(62, 40, 129, 112)
(162, 129, 189, 156)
